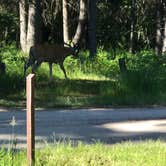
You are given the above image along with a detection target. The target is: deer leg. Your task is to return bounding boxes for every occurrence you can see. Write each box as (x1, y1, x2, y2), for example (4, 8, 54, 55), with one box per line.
(32, 61, 41, 73)
(59, 63, 68, 79)
(24, 60, 33, 77)
(24, 55, 36, 77)
(49, 63, 53, 82)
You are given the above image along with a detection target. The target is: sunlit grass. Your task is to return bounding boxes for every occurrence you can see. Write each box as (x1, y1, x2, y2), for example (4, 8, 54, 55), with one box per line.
(1, 140, 166, 166)
(36, 62, 110, 81)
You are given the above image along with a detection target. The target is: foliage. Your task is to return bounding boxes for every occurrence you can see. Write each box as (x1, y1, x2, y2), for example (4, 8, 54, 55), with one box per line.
(0, 45, 25, 74)
(0, 0, 159, 50)
(0, 45, 25, 93)
(0, 9, 18, 43)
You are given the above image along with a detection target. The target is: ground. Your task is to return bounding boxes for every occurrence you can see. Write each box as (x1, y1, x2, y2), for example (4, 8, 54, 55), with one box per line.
(0, 107, 166, 148)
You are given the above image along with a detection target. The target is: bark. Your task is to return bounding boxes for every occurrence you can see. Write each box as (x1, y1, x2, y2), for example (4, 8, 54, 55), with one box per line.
(119, 58, 127, 73)
(72, 0, 87, 45)
(19, 0, 28, 52)
(26, 0, 42, 52)
(54, 0, 60, 17)
(26, 3, 36, 52)
(155, 0, 163, 56)
(162, 2, 166, 53)
(88, 0, 97, 57)
(62, 0, 69, 44)
(129, 0, 136, 54)
(35, 0, 43, 44)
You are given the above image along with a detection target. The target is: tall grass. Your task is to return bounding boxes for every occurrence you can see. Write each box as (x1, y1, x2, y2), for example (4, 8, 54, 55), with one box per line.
(0, 140, 166, 166)
(0, 44, 166, 107)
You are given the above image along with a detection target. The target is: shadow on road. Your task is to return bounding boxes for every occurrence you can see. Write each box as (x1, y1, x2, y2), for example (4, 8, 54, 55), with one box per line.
(0, 107, 166, 148)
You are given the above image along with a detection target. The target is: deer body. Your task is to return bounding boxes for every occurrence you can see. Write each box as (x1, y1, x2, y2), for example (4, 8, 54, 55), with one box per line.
(24, 43, 79, 80)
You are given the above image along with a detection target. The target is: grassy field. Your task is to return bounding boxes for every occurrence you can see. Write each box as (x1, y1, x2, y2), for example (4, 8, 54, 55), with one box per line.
(0, 140, 166, 166)
(1, 76, 166, 108)
(1, 79, 166, 108)
(0, 45, 166, 108)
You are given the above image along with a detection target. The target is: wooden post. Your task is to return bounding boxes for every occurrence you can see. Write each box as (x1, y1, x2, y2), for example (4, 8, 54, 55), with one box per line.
(26, 74, 35, 166)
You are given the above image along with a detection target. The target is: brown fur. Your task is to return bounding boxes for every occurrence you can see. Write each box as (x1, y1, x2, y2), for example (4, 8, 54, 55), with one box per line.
(24, 43, 79, 79)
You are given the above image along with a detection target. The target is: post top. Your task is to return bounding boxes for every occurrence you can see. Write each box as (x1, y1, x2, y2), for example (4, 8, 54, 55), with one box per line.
(26, 74, 35, 79)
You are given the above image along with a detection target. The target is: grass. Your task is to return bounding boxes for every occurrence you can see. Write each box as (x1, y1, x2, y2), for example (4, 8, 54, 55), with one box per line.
(0, 45, 166, 108)
(0, 78, 166, 108)
(0, 140, 166, 166)
(1, 76, 166, 108)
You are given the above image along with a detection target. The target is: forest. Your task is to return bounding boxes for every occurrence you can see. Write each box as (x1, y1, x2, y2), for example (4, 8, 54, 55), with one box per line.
(0, 0, 166, 108)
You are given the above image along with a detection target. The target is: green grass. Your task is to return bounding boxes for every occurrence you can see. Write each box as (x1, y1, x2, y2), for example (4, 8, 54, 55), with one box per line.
(1, 140, 166, 166)
(1, 76, 166, 108)
(0, 45, 166, 108)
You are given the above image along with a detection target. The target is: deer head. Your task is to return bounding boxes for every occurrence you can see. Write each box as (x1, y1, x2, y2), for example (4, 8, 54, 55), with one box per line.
(64, 42, 80, 57)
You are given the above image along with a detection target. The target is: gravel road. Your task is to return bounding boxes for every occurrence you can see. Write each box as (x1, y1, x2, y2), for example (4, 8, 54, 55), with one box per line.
(0, 107, 166, 148)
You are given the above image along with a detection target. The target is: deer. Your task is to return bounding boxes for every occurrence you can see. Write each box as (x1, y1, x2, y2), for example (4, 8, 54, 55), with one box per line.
(24, 43, 79, 81)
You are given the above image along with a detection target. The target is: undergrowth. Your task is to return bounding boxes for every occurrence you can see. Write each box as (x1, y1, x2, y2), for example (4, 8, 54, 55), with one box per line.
(0, 44, 166, 107)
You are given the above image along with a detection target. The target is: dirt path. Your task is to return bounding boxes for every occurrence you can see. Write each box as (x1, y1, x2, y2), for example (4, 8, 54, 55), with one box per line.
(0, 107, 166, 148)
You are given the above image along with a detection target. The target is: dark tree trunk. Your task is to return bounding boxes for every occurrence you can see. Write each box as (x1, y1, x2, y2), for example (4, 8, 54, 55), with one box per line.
(129, 0, 136, 54)
(155, 0, 164, 56)
(162, 1, 166, 53)
(119, 58, 127, 73)
(88, 0, 97, 58)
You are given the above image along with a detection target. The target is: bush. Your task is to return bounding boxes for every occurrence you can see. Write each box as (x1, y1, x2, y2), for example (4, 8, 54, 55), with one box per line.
(0, 10, 18, 43)
(0, 44, 25, 93)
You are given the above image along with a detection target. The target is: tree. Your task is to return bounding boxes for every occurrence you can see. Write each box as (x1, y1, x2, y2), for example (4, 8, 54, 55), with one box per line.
(62, 0, 69, 44)
(129, 0, 136, 53)
(155, 0, 163, 55)
(61, 0, 87, 47)
(72, 0, 87, 45)
(162, 1, 166, 53)
(19, 0, 42, 52)
(88, 0, 97, 57)
(155, 0, 166, 55)
(26, 2, 36, 51)
(19, 0, 28, 52)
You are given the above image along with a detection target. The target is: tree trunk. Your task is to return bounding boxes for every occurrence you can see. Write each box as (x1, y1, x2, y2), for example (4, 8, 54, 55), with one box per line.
(72, 0, 87, 45)
(129, 0, 136, 54)
(26, 3, 36, 52)
(35, 0, 43, 44)
(155, 0, 163, 56)
(26, 0, 42, 52)
(88, 0, 97, 57)
(162, 2, 166, 53)
(19, 0, 28, 52)
(62, 0, 69, 44)
(119, 58, 127, 73)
